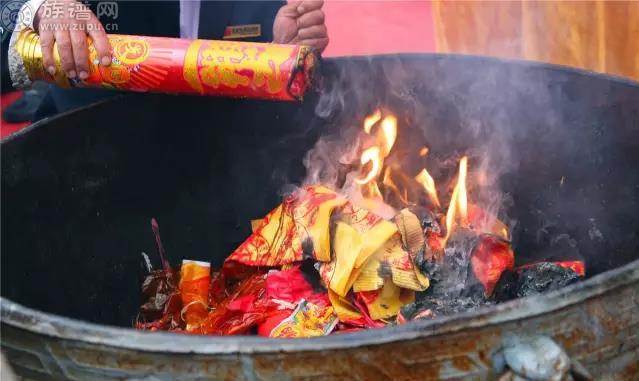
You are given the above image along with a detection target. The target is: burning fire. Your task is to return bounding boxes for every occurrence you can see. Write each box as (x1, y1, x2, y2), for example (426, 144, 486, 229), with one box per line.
(444, 156, 469, 243)
(355, 111, 398, 186)
(355, 111, 489, 250)
(135, 107, 587, 339)
(415, 167, 440, 209)
(383, 168, 409, 205)
(361, 180, 383, 200)
(379, 115, 398, 156)
(363, 109, 382, 134)
(355, 147, 382, 185)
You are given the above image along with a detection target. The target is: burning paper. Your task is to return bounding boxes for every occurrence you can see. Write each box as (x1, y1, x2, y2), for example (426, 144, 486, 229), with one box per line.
(225, 186, 346, 271)
(135, 108, 586, 337)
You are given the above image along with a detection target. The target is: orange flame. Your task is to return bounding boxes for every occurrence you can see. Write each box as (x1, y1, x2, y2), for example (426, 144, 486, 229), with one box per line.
(379, 115, 397, 156)
(444, 156, 469, 242)
(419, 147, 429, 157)
(383, 167, 409, 204)
(355, 147, 382, 185)
(363, 109, 382, 134)
(356, 112, 398, 186)
(362, 181, 383, 200)
(415, 168, 440, 208)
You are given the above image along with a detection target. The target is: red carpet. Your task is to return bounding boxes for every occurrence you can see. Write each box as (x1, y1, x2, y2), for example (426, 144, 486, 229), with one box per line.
(1, 91, 30, 139)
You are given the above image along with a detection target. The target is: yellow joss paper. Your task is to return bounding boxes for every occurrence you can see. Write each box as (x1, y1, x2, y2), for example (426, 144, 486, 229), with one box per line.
(394, 209, 430, 290)
(297, 191, 346, 262)
(227, 186, 344, 268)
(356, 220, 398, 268)
(353, 233, 430, 292)
(395, 209, 424, 260)
(385, 233, 430, 291)
(352, 250, 384, 292)
(329, 223, 362, 297)
(328, 220, 397, 297)
(364, 280, 416, 321)
(328, 289, 363, 322)
(250, 219, 264, 233)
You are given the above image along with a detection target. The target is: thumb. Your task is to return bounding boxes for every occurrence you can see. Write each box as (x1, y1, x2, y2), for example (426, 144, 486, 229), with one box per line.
(280, 1, 302, 18)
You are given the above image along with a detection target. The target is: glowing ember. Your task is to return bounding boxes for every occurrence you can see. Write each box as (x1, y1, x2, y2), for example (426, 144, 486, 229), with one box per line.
(415, 168, 440, 208)
(444, 156, 469, 243)
(419, 146, 429, 157)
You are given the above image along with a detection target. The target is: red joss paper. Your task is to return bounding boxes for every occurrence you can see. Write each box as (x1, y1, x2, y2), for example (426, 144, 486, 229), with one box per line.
(471, 235, 515, 296)
(265, 268, 330, 307)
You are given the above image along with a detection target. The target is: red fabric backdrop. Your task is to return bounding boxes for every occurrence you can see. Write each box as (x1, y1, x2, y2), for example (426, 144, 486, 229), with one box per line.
(323, 0, 435, 57)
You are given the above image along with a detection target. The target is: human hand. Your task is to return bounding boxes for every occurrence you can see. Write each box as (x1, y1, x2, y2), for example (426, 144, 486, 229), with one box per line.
(34, 0, 111, 79)
(273, 0, 329, 54)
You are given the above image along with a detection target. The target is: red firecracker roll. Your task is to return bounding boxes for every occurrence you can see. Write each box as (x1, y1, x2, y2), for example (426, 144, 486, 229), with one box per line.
(9, 28, 317, 101)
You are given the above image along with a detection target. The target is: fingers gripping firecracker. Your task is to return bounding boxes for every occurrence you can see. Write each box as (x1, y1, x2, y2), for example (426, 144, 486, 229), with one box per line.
(9, 28, 317, 101)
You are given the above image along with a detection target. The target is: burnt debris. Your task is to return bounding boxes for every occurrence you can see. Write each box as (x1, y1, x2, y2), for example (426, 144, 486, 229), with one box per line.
(493, 262, 582, 302)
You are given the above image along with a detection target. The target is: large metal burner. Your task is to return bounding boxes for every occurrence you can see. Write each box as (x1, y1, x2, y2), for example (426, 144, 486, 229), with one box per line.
(2, 55, 638, 380)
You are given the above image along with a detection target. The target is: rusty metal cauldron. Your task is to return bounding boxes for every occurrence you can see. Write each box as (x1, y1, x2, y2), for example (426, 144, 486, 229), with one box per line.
(2, 55, 639, 380)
